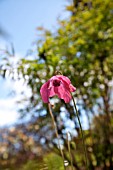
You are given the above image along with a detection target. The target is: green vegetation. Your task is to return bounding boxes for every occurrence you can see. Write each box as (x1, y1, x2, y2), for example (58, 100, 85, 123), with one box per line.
(0, 0, 113, 169)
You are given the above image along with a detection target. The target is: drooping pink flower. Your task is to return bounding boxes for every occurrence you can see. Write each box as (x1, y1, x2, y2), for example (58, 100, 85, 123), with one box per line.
(40, 75, 76, 103)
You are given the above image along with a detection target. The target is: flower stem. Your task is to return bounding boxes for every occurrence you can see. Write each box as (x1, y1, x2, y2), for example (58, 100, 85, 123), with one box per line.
(67, 132, 74, 170)
(71, 94, 89, 170)
(48, 103, 66, 170)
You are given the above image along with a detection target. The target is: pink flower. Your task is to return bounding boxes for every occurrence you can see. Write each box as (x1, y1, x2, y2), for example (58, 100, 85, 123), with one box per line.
(40, 75, 76, 103)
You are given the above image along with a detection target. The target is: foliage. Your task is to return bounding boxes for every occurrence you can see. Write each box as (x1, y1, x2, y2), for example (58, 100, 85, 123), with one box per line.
(0, 0, 113, 169)
(19, 153, 64, 170)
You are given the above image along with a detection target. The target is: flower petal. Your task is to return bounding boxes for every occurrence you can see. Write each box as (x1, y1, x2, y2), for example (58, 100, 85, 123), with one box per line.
(55, 84, 72, 103)
(69, 84, 76, 92)
(40, 75, 76, 103)
(57, 75, 71, 86)
(48, 86, 56, 97)
(40, 81, 49, 103)
(58, 75, 76, 92)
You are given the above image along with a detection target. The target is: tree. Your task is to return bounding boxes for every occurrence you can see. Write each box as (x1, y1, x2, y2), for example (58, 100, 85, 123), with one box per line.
(0, 0, 113, 169)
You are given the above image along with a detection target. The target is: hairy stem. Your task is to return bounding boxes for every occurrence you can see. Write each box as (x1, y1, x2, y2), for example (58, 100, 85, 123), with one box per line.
(71, 94, 89, 170)
(48, 103, 66, 170)
(67, 132, 74, 170)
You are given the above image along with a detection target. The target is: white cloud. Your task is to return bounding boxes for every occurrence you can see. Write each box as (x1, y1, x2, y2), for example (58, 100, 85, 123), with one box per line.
(0, 49, 33, 126)
(0, 66, 31, 126)
(0, 98, 19, 126)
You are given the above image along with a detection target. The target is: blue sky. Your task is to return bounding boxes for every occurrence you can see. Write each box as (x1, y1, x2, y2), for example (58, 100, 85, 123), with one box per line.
(0, 0, 70, 126)
(0, 0, 69, 55)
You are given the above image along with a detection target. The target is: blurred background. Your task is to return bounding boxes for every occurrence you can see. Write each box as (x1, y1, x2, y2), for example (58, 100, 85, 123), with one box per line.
(0, 0, 113, 169)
